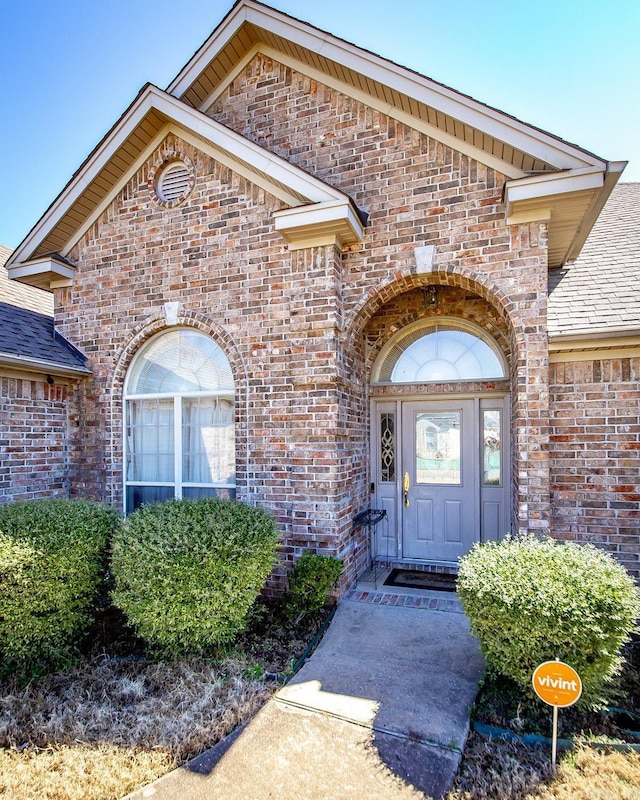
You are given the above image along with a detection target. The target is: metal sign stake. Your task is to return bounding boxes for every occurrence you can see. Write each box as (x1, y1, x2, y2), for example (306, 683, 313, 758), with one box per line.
(551, 705, 558, 769)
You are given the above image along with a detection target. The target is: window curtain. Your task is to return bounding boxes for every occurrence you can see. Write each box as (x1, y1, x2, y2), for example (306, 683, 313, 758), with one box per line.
(126, 399, 175, 482)
(182, 397, 235, 484)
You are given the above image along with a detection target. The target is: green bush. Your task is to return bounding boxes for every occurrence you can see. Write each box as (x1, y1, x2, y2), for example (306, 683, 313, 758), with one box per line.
(284, 551, 343, 622)
(111, 498, 279, 656)
(0, 499, 117, 676)
(457, 535, 640, 705)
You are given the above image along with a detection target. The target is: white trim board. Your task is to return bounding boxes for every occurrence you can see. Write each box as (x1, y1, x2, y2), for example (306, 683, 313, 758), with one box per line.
(6, 85, 360, 269)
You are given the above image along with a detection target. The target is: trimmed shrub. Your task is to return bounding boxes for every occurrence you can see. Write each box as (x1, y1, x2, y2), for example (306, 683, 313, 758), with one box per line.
(457, 535, 640, 705)
(284, 552, 343, 622)
(0, 499, 117, 676)
(111, 498, 279, 656)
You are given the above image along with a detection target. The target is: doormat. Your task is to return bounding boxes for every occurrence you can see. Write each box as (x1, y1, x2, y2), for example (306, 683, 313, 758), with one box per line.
(383, 569, 457, 592)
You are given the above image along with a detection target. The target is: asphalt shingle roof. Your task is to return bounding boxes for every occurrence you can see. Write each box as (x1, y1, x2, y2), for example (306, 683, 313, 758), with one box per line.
(548, 183, 640, 338)
(0, 246, 88, 373)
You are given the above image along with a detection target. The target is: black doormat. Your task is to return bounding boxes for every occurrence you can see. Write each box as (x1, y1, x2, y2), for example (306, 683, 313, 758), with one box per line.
(383, 569, 457, 592)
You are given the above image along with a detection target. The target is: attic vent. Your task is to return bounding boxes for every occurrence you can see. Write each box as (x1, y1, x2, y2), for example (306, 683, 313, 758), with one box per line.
(156, 161, 192, 204)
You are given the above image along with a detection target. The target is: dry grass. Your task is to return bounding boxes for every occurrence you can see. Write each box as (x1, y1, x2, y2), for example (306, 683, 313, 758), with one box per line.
(448, 732, 640, 800)
(0, 655, 273, 799)
(0, 744, 172, 800)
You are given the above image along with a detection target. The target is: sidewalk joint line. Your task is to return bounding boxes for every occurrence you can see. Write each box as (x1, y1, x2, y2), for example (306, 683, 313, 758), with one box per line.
(274, 696, 462, 753)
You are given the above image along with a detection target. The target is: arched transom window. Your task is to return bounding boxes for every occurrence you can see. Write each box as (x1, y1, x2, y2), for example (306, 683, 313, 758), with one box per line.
(373, 321, 506, 384)
(124, 329, 235, 512)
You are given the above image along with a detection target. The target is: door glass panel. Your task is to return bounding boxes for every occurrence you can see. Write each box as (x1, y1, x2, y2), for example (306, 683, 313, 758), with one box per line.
(415, 411, 461, 484)
(483, 409, 501, 485)
(380, 412, 396, 482)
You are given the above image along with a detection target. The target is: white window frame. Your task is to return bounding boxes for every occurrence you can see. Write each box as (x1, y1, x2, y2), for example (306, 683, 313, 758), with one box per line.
(122, 331, 235, 513)
(371, 317, 507, 385)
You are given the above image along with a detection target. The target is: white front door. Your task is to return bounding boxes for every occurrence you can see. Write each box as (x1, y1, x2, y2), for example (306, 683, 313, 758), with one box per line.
(371, 397, 509, 564)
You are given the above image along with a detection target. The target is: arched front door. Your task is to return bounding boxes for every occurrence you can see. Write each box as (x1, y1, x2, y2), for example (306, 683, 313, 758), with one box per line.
(370, 322, 510, 565)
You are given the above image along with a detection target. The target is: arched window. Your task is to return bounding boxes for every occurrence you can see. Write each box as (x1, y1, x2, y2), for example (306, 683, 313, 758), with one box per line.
(373, 321, 506, 384)
(124, 329, 235, 512)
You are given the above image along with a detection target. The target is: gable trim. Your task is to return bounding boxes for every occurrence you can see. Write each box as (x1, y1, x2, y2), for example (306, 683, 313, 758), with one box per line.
(273, 199, 365, 251)
(8, 255, 76, 291)
(6, 85, 364, 281)
(57, 120, 311, 262)
(169, 0, 607, 176)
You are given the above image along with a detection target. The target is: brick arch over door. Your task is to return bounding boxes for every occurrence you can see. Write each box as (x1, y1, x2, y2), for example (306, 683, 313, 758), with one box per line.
(364, 287, 513, 389)
(342, 265, 549, 543)
(109, 310, 249, 509)
(345, 266, 523, 364)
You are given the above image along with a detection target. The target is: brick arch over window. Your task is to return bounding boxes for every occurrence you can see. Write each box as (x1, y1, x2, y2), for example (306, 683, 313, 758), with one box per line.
(109, 310, 249, 509)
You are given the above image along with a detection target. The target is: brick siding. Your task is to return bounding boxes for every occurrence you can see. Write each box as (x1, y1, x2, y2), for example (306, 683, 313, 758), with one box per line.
(550, 357, 640, 578)
(0, 376, 71, 501)
(49, 54, 554, 591)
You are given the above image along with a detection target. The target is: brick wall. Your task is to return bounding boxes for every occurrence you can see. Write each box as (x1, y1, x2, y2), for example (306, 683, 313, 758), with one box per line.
(550, 357, 640, 578)
(212, 54, 551, 540)
(0, 375, 71, 501)
(54, 54, 551, 591)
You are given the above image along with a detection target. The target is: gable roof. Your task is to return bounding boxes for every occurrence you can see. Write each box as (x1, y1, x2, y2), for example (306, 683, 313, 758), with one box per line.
(0, 246, 89, 377)
(170, 0, 602, 178)
(168, 0, 625, 268)
(6, 84, 364, 289)
(548, 183, 640, 341)
(5, 0, 625, 286)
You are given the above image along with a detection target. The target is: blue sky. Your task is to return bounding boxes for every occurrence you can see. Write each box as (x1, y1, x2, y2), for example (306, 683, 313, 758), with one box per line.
(1, 0, 639, 249)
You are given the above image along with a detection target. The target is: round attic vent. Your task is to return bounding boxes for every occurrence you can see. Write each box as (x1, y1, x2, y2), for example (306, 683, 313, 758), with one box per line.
(155, 161, 193, 204)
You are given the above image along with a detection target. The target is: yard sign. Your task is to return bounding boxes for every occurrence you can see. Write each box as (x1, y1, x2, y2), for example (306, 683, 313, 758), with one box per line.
(532, 660, 582, 768)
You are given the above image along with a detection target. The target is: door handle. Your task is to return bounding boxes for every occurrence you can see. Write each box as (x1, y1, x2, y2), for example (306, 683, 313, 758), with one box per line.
(403, 472, 410, 507)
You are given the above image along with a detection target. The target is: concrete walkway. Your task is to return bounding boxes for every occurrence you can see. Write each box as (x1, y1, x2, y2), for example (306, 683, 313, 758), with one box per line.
(125, 597, 484, 800)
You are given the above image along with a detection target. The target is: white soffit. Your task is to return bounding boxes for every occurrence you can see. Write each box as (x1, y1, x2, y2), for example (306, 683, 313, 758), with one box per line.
(549, 331, 640, 363)
(169, 0, 607, 177)
(504, 167, 605, 220)
(7, 255, 76, 291)
(504, 164, 626, 267)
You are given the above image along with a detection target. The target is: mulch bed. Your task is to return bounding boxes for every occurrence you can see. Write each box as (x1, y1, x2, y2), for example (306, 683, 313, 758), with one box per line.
(84, 596, 331, 678)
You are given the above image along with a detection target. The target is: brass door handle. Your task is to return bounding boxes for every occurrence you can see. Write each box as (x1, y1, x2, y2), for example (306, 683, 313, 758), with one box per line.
(403, 472, 410, 507)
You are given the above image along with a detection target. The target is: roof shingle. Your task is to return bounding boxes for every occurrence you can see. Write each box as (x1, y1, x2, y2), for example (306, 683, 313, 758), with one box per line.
(548, 183, 640, 338)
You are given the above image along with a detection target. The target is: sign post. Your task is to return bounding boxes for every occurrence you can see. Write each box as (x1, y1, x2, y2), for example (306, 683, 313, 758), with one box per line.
(532, 659, 582, 769)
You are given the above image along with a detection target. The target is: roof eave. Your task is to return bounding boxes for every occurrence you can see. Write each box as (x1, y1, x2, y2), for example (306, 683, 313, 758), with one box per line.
(0, 352, 91, 378)
(504, 163, 627, 267)
(7, 254, 76, 292)
(563, 161, 627, 263)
